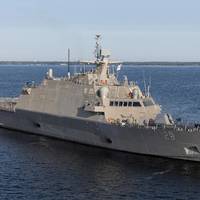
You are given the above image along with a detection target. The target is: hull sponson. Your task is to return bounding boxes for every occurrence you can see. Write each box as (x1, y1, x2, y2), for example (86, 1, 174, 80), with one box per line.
(1, 109, 200, 161)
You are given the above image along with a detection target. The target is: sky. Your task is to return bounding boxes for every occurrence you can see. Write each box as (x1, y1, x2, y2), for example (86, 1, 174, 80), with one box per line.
(0, 0, 200, 61)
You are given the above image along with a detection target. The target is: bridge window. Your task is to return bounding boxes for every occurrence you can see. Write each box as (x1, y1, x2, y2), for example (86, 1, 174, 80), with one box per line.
(133, 102, 141, 107)
(143, 99, 154, 106)
(128, 102, 132, 107)
(110, 101, 142, 107)
(124, 102, 128, 107)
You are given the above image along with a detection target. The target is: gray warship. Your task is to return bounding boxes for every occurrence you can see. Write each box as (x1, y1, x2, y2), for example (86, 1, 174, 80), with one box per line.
(0, 35, 200, 162)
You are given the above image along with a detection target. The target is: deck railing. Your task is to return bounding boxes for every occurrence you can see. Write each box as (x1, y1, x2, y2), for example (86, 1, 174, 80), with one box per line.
(0, 98, 19, 112)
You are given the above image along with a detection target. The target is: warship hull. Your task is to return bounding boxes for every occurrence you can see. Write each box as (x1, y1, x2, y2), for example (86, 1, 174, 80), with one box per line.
(0, 109, 200, 162)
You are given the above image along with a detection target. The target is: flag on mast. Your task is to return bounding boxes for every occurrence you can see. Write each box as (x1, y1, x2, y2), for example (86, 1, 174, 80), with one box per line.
(117, 64, 122, 71)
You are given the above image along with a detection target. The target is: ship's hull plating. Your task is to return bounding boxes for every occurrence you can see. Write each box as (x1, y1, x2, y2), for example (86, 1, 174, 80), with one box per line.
(0, 109, 200, 161)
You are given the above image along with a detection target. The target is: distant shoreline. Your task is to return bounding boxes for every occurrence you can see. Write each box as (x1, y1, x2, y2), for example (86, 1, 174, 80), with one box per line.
(0, 61, 200, 66)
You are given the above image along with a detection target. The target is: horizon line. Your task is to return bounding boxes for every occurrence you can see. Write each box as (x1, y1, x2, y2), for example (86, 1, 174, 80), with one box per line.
(0, 61, 200, 65)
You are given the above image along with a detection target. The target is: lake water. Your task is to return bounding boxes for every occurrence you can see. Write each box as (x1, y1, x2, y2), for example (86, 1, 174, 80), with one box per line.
(0, 64, 200, 199)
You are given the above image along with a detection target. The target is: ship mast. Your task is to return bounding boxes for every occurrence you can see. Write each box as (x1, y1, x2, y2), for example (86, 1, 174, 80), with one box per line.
(95, 34, 102, 62)
(67, 48, 70, 78)
(94, 35, 111, 84)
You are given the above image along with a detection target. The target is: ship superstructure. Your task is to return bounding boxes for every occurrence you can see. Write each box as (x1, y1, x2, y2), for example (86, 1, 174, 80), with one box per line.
(79, 35, 164, 125)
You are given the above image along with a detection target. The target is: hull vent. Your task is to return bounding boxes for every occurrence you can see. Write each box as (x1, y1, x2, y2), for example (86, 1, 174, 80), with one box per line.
(33, 122, 41, 128)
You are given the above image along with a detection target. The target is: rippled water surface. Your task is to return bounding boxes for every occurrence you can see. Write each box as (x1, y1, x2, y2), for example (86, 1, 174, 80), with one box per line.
(0, 64, 200, 200)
